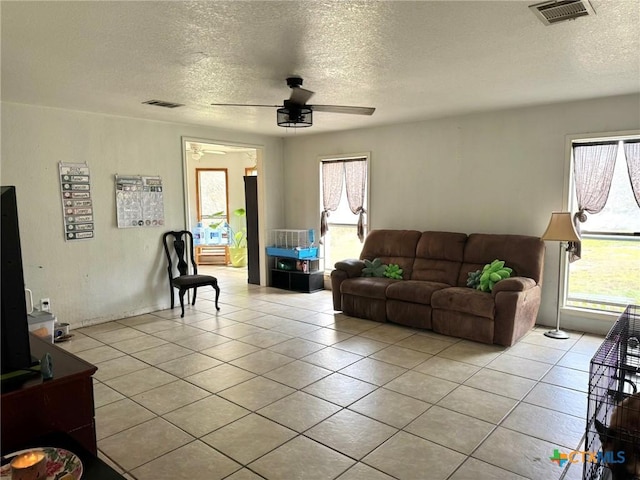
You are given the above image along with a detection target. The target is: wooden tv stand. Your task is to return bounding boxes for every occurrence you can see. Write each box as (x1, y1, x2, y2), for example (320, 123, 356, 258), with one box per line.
(1, 333, 98, 455)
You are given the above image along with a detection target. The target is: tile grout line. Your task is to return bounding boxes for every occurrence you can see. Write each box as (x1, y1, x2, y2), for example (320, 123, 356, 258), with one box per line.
(80, 276, 602, 480)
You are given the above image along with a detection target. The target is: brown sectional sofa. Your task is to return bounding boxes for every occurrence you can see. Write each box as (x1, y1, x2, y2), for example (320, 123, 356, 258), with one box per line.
(331, 230, 545, 346)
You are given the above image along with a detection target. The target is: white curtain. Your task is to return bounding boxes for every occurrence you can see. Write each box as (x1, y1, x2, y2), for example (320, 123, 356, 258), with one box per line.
(623, 140, 640, 208)
(344, 159, 367, 242)
(320, 161, 344, 240)
(320, 158, 368, 243)
(570, 141, 618, 261)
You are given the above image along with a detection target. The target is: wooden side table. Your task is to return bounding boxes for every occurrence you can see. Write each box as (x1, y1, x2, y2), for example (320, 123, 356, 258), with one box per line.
(1, 334, 98, 455)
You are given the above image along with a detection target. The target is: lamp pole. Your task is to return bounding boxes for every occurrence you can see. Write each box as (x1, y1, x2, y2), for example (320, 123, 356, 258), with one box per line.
(544, 242, 570, 339)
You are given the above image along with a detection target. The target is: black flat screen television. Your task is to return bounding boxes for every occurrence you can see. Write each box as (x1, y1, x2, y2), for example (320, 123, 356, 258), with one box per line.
(1, 185, 33, 375)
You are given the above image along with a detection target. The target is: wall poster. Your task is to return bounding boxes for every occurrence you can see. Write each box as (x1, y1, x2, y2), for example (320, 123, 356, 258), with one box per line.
(59, 162, 94, 241)
(115, 175, 164, 228)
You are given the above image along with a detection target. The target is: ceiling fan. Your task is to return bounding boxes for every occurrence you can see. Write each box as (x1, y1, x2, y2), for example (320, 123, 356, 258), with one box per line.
(188, 143, 226, 160)
(210, 77, 375, 128)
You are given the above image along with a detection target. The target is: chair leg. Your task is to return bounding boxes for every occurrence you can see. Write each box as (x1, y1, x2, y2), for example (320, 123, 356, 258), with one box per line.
(213, 281, 220, 311)
(191, 287, 197, 306)
(170, 285, 175, 309)
(178, 288, 186, 318)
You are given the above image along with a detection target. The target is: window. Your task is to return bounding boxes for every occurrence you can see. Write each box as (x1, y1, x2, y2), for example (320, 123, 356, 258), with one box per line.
(319, 154, 369, 271)
(566, 136, 640, 313)
(196, 168, 229, 224)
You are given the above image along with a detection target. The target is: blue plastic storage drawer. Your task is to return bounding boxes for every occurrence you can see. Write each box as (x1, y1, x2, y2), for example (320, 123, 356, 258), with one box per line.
(266, 246, 319, 259)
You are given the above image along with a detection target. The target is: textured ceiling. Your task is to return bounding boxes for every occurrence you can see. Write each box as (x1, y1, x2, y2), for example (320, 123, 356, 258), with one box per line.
(2, 1, 639, 137)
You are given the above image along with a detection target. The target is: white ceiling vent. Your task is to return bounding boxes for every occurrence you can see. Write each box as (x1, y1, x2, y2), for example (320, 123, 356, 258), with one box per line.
(529, 0, 595, 25)
(142, 99, 184, 109)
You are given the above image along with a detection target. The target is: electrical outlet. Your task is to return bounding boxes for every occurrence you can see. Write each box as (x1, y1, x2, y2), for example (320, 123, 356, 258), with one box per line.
(40, 298, 51, 312)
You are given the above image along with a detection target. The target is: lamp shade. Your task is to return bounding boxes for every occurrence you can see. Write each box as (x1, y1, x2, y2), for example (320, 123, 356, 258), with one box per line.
(541, 212, 580, 242)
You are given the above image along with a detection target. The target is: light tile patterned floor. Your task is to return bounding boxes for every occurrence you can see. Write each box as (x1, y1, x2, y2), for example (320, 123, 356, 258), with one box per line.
(59, 267, 604, 480)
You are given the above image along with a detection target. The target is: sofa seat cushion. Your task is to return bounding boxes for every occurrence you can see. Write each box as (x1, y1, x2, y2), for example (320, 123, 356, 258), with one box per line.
(431, 287, 495, 319)
(386, 280, 450, 305)
(341, 277, 397, 300)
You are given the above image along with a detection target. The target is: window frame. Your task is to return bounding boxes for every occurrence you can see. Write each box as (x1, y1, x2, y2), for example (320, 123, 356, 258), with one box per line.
(195, 168, 229, 224)
(319, 152, 371, 272)
(561, 130, 640, 321)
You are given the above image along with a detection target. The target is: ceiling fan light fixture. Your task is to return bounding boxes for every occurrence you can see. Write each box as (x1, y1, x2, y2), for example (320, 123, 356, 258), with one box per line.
(277, 107, 312, 128)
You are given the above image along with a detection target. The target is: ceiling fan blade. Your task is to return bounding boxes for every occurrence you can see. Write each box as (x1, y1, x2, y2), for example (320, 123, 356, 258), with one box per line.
(310, 105, 375, 116)
(289, 87, 314, 106)
(210, 103, 280, 108)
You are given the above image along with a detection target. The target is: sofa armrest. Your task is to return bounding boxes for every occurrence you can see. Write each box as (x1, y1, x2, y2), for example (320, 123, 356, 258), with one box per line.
(491, 277, 537, 296)
(330, 270, 348, 311)
(331, 259, 365, 311)
(334, 259, 366, 278)
(493, 284, 542, 346)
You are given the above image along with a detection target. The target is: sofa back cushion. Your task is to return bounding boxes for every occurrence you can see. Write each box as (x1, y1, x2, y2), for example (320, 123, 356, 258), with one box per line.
(411, 232, 467, 285)
(360, 230, 422, 278)
(457, 233, 545, 287)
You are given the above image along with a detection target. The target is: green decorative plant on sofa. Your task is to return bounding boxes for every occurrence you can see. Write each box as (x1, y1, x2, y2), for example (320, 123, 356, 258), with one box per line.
(476, 259, 512, 292)
(361, 259, 404, 280)
(362, 258, 386, 277)
(384, 264, 403, 279)
(331, 229, 545, 346)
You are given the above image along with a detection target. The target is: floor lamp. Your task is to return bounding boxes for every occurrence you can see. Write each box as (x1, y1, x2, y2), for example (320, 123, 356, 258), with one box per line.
(541, 212, 581, 339)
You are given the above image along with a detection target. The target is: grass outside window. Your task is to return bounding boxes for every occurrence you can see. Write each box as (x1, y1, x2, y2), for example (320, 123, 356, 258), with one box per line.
(567, 236, 640, 313)
(324, 224, 365, 271)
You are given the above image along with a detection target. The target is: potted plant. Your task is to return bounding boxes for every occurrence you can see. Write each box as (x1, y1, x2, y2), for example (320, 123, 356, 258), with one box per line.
(228, 208, 247, 267)
(210, 208, 247, 267)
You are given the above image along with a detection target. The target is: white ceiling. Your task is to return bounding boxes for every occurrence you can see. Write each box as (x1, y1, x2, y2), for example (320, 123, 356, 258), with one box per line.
(2, 1, 639, 137)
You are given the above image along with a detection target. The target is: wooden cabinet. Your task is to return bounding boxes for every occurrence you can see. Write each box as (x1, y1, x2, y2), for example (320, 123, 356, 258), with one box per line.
(1, 334, 98, 455)
(269, 255, 324, 293)
(271, 268, 324, 293)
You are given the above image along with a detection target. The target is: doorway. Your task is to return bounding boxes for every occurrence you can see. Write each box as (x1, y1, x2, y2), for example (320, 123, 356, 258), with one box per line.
(182, 138, 265, 283)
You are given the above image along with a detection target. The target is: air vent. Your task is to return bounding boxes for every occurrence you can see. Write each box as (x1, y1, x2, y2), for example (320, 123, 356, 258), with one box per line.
(529, 0, 595, 25)
(142, 99, 185, 109)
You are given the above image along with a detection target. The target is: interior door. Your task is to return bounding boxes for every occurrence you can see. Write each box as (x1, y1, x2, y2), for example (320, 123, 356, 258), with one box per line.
(244, 175, 260, 284)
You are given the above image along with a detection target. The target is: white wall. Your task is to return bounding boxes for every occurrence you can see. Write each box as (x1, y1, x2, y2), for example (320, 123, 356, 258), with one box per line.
(283, 93, 640, 335)
(1, 102, 284, 327)
(3, 95, 638, 334)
